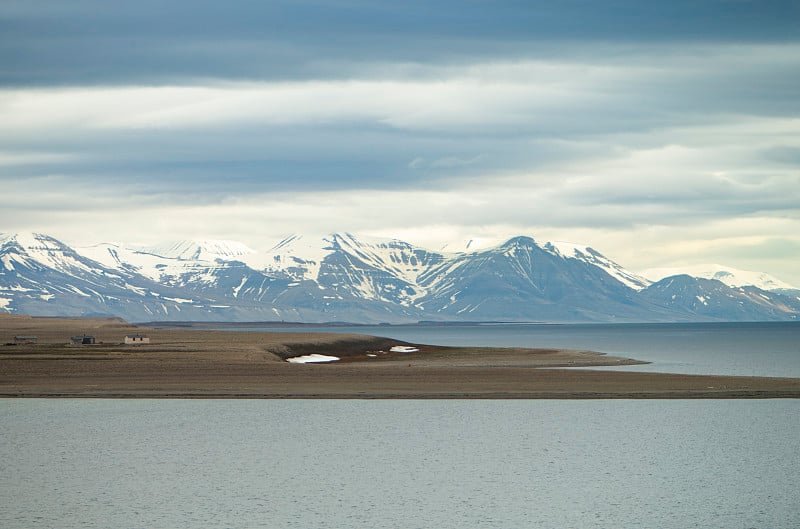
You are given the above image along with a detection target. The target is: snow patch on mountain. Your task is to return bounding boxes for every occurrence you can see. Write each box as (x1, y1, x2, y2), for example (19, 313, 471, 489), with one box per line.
(79, 242, 208, 283)
(263, 233, 444, 291)
(332, 233, 445, 286)
(2, 233, 97, 275)
(262, 234, 338, 281)
(79, 239, 284, 277)
(78, 240, 262, 291)
(137, 239, 256, 261)
(543, 240, 651, 291)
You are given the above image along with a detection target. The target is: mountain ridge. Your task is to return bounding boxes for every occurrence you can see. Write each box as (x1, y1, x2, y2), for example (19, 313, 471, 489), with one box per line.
(1, 231, 797, 323)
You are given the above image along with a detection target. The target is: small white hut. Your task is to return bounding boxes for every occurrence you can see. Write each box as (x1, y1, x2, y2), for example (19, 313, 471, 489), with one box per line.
(124, 334, 150, 345)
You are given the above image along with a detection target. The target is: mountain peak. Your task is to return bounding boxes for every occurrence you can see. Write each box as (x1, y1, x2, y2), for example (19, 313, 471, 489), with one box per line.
(1, 232, 69, 250)
(135, 239, 255, 261)
(500, 235, 538, 248)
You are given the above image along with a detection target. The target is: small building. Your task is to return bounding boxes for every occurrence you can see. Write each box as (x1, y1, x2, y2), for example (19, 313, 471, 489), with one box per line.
(14, 335, 38, 345)
(71, 335, 96, 345)
(124, 334, 150, 345)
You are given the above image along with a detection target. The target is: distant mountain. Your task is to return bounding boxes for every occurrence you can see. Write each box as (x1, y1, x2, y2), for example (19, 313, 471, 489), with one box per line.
(642, 264, 796, 292)
(415, 236, 657, 322)
(1, 231, 797, 323)
(0, 232, 219, 321)
(639, 275, 800, 321)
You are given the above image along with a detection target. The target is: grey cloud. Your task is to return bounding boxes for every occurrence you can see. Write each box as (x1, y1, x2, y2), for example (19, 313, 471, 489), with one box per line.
(408, 155, 484, 171)
(2, 0, 799, 266)
(715, 237, 800, 262)
(563, 175, 800, 223)
(2, 1, 799, 86)
(762, 146, 800, 165)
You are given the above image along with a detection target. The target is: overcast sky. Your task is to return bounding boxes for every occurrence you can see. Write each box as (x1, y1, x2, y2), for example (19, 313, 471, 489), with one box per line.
(2, 0, 799, 285)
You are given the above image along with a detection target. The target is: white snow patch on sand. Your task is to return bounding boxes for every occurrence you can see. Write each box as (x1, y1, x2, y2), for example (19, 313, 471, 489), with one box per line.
(286, 354, 340, 364)
(390, 346, 419, 353)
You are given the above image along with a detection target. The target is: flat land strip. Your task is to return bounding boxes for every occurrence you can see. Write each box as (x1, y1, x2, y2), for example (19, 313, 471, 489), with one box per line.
(2, 314, 800, 399)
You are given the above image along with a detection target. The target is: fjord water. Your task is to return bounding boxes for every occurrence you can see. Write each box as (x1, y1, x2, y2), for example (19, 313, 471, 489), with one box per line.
(249, 321, 800, 377)
(2, 399, 798, 528)
(2, 323, 799, 528)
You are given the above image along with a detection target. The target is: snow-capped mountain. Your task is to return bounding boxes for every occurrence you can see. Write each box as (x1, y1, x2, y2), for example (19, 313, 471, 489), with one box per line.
(1, 231, 797, 323)
(640, 275, 800, 321)
(78, 240, 259, 288)
(642, 264, 796, 292)
(414, 236, 655, 321)
(0, 232, 221, 320)
(263, 233, 445, 286)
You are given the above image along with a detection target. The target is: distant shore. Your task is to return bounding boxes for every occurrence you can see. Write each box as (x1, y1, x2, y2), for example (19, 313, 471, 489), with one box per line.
(2, 314, 800, 399)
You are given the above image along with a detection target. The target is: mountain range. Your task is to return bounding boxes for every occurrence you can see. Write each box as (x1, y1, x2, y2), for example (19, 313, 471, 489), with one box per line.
(1, 232, 798, 323)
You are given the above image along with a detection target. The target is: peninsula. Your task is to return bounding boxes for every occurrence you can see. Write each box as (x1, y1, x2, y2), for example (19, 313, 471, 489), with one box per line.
(2, 314, 799, 399)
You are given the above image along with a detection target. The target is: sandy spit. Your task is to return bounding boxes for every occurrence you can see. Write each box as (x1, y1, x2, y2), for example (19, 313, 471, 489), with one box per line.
(2, 314, 800, 399)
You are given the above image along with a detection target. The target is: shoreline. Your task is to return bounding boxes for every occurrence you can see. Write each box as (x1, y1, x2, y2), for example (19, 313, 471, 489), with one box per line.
(3, 314, 800, 399)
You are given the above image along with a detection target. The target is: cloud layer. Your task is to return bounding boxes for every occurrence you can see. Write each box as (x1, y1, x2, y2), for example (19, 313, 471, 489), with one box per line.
(2, 1, 799, 285)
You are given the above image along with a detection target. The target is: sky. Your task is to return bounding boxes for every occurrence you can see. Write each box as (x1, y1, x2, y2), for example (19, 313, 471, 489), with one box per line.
(2, 0, 799, 285)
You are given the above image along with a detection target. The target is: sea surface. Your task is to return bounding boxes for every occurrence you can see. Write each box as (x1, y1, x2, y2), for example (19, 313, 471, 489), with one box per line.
(1, 399, 798, 528)
(226, 321, 800, 377)
(2, 323, 799, 528)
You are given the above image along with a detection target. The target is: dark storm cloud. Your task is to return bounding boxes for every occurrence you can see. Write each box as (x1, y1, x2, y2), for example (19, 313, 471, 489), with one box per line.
(1, 0, 799, 86)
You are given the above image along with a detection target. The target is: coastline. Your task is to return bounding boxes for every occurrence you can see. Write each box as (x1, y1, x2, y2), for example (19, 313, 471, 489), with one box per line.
(3, 314, 800, 399)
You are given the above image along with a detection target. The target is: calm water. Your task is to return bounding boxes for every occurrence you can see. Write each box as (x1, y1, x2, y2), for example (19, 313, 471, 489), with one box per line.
(3, 324, 799, 528)
(234, 321, 800, 377)
(1, 399, 798, 528)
